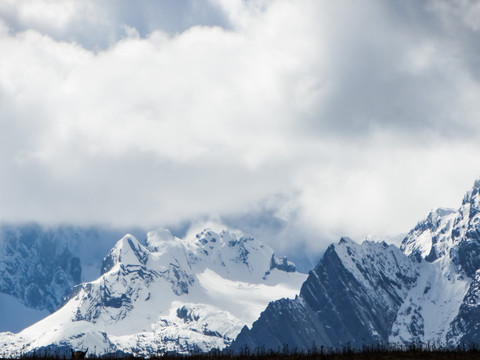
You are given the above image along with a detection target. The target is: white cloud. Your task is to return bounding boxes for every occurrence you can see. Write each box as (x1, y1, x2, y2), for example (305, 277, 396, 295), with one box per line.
(0, 0, 80, 30)
(1, 0, 480, 261)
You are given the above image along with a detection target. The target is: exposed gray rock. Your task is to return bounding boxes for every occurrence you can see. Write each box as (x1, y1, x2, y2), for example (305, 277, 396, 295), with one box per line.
(0, 223, 81, 312)
(231, 238, 419, 352)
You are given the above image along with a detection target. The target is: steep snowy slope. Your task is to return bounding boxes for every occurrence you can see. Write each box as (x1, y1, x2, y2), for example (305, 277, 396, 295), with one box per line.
(231, 179, 480, 352)
(394, 180, 480, 346)
(0, 223, 138, 332)
(0, 228, 306, 357)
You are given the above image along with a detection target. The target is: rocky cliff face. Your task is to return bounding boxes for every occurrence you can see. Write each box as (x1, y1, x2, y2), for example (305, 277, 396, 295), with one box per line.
(231, 180, 480, 352)
(232, 238, 419, 352)
(0, 223, 82, 312)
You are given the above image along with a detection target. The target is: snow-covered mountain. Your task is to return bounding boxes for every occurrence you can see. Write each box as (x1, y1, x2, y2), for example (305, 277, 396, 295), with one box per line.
(0, 228, 306, 357)
(0, 223, 135, 332)
(231, 179, 480, 352)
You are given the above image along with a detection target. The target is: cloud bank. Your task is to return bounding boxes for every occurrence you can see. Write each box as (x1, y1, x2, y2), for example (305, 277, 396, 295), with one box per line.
(1, 0, 480, 260)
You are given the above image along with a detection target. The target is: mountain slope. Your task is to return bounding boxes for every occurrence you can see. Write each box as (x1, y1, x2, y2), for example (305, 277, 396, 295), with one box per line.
(0, 223, 139, 332)
(231, 180, 480, 352)
(0, 228, 306, 357)
(231, 238, 420, 352)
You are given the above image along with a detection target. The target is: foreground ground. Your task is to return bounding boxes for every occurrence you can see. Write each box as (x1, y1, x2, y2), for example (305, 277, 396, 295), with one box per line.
(2, 349, 480, 360)
(167, 350, 480, 360)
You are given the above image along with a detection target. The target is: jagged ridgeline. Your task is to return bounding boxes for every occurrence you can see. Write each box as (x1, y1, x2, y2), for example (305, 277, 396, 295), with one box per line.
(230, 180, 480, 353)
(4, 179, 480, 357)
(0, 228, 306, 357)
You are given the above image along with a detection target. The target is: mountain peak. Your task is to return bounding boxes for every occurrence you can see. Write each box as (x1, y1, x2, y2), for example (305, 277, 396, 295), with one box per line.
(461, 178, 480, 208)
(400, 207, 457, 260)
(101, 234, 148, 274)
(338, 236, 354, 245)
(193, 228, 251, 247)
(270, 254, 296, 273)
(473, 178, 480, 189)
(145, 229, 177, 253)
(231, 235, 420, 353)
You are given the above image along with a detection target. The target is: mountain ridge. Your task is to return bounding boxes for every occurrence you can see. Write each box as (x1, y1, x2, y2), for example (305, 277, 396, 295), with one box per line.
(0, 227, 306, 357)
(231, 179, 480, 352)
(4, 180, 480, 355)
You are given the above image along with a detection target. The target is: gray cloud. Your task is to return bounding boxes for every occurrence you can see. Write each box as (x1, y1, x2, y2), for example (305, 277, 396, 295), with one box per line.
(296, 0, 480, 139)
(0, 0, 230, 50)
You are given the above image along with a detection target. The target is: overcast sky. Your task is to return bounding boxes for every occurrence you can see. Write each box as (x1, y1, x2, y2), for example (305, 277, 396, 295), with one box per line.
(1, 0, 480, 264)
